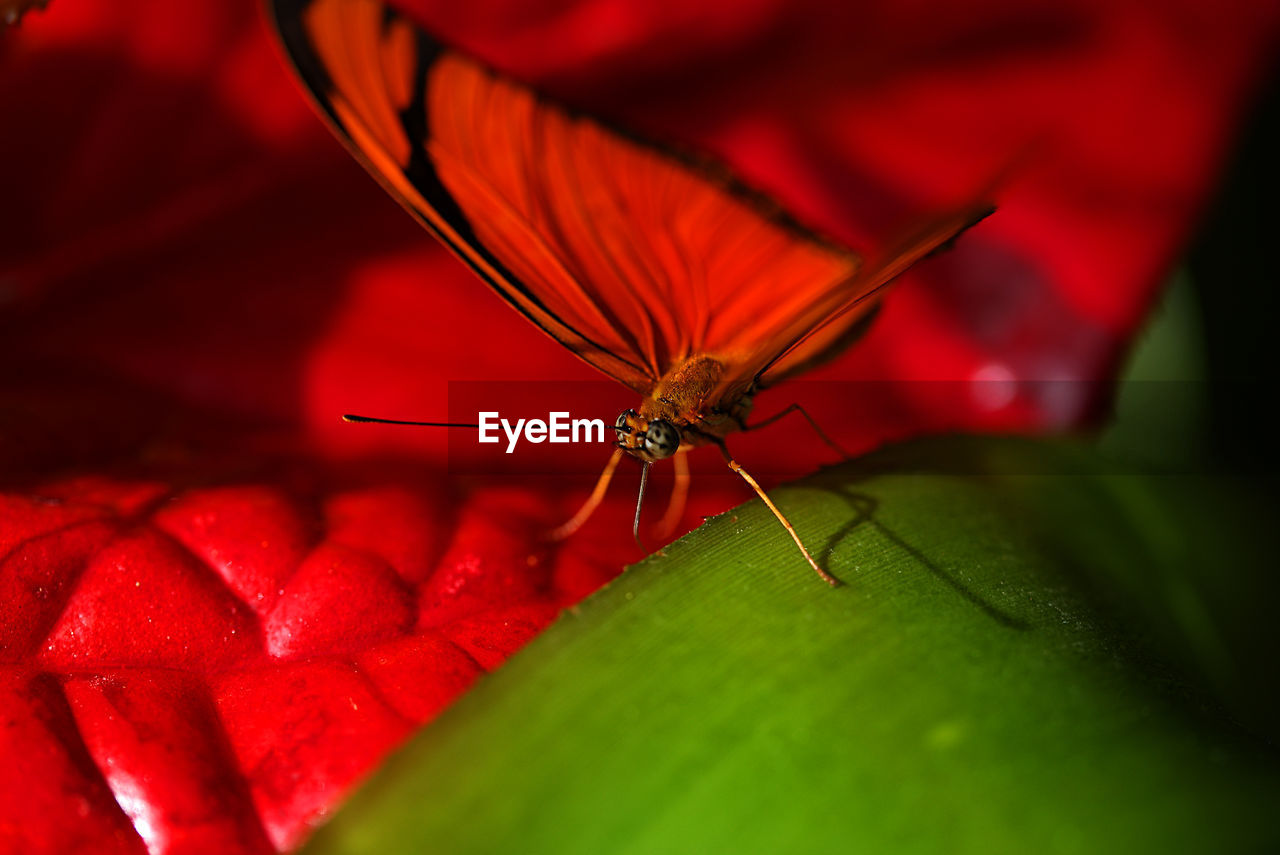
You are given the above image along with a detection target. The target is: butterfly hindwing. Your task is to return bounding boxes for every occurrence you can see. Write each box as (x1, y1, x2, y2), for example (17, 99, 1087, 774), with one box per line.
(756, 204, 996, 387)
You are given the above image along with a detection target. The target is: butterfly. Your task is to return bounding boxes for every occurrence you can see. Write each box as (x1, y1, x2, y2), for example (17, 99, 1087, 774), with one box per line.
(268, 0, 992, 586)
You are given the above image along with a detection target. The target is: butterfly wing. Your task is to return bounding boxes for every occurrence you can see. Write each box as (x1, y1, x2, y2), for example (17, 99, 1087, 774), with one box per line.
(270, 0, 661, 392)
(267, 0, 911, 398)
(753, 203, 996, 389)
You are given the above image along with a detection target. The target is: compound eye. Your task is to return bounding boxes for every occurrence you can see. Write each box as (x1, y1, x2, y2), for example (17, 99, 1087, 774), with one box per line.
(615, 409, 638, 438)
(643, 419, 681, 460)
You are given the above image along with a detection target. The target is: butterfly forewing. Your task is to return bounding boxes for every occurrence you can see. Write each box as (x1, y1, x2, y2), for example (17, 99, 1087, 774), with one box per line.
(266, 0, 925, 402)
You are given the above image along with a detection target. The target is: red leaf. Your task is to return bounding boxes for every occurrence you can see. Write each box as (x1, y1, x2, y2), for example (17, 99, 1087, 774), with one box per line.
(0, 669, 148, 855)
(213, 660, 412, 851)
(264, 543, 414, 659)
(39, 530, 260, 672)
(64, 671, 274, 855)
(154, 487, 316, 617)
(2, 466, 624, 852)
(355, 632, 485, 724)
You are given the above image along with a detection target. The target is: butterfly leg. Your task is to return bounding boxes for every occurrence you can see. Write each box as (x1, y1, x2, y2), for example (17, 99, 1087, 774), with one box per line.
(716, 443, 841, 587)
(653, 451, 691, 540)
(743, 403, 851, 460)
(548, 447, 625, 541)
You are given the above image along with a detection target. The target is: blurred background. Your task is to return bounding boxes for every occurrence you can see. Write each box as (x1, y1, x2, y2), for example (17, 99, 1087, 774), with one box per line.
(3, 0, 1278, 476)
(1103, 63, 1279, 476)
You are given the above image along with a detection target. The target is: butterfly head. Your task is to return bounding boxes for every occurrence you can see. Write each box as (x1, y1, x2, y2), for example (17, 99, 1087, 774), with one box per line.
(615, 409, 681, 461)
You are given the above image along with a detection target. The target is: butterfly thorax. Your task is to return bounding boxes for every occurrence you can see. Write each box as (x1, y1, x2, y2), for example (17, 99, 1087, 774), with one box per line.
(614, 355, 754, 461)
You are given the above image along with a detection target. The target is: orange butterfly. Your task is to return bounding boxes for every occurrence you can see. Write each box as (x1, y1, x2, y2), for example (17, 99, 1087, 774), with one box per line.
(268, 0, 992, 586)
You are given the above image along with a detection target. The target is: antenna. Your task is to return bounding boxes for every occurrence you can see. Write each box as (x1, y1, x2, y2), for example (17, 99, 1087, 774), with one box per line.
(342, 414, 479, 428)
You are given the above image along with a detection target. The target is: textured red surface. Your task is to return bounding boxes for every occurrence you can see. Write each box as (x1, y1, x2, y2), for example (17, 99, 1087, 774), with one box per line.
(2, 0, 1278, 852)
(0, 457, 658, 853)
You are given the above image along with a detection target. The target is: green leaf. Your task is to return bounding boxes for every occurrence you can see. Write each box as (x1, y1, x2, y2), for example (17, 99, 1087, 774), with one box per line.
(304, 436, 1279, 855)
